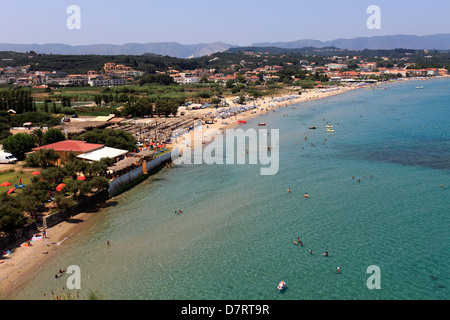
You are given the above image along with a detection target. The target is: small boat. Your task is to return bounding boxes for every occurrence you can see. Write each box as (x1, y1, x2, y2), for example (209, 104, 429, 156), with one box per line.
(309, 126, 316, 130)
(326, 125, 333, 128)
(277, 281, 286, 291)
(258, 123, 266, 126)
(416, 86, 424, 89)
(326, 129, 334, 133)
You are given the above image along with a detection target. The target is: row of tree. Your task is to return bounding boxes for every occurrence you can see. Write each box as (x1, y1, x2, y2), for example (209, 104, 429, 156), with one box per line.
(0, 88, 33, 114)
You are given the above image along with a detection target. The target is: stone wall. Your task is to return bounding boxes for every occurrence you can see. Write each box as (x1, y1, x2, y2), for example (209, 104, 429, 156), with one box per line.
(107, 149, 178, 197)
(0, 222, 37, 253)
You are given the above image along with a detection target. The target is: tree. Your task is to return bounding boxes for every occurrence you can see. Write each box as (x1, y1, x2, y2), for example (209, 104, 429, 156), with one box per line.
(32, 128, 45, 147)
(43, 128, 66, 145)
(89, 176, 110, 192)
(236, 75, 247, 84)
(54, 194, 76, 213)
(73, 129, 137, 151)
(0, 203, 26, 232)
(94, 94, 102, 106)
(1, 133, 36, 159)
(65, 180, 92, 201)
(25, 148, 60, 168)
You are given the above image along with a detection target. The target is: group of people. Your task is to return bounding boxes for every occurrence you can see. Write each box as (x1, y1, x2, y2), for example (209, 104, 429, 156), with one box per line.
(294, 237, 340, 273)
(55, 268, 66, 279)
(287, 188, 309, 198)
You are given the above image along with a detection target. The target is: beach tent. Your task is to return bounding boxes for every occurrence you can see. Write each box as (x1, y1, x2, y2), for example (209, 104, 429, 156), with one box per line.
(56, 183, 66, 192)
(1, 182, 12, 187)
(76, 176, 86, 180)
(7, 187, 15, 195)
(32, 171, 41, 175)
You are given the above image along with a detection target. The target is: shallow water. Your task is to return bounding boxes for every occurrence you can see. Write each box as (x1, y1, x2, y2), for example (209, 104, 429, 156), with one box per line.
(14, 79, 450, 300)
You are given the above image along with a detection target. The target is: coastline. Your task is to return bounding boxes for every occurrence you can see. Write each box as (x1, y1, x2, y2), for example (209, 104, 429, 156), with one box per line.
(0, 77, 437, 300)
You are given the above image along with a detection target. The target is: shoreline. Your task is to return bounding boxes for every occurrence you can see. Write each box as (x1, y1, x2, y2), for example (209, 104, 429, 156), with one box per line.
(0, 77, 439, 300)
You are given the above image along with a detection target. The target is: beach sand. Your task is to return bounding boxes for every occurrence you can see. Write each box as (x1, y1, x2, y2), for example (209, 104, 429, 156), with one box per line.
(169, 85, 359, 148)
(0, 199, 117, 300)
(0, 84, 362, 300)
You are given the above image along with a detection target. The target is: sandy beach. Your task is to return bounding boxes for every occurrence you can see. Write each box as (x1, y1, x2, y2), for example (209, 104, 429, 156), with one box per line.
(0, 83, 366, 300)
(170, 85, 361, 148)
(0, 199, 117, 300)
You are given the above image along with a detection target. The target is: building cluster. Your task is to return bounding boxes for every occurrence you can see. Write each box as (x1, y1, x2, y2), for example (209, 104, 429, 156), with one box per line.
(302, 55, 448, 82)
(166, 53, 449, 85)
(0, 62, 143, 87)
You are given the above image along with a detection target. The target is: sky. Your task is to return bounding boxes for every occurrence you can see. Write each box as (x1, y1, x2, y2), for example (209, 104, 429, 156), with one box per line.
(1, 0, 449, 45)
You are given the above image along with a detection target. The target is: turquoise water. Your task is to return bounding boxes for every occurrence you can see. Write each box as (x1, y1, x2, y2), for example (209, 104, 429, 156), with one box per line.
(14, 79, 450, 300)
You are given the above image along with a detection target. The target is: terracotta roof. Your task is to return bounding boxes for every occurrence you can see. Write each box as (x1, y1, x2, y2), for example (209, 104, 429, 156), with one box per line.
(33, 140, 104, 153)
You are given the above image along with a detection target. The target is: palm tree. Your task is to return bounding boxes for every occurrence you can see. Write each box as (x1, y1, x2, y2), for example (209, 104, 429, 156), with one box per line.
(32, 128, 44, 147)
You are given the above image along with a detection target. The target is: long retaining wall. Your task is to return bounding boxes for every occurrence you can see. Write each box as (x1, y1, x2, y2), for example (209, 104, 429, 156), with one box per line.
(0, 149, 180, 252)
(107, 149, 178, 197)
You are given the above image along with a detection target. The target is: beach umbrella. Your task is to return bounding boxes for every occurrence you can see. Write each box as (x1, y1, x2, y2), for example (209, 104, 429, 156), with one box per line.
(56, 183, 66, 192)
(7, 188, 16, 195)
(76, 176, 86, 180)
(1, 182, 12, 187)
(32, 171, 41, 175)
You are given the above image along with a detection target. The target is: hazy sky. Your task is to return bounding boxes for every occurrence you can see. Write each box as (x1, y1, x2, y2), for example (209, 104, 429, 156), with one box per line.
(1, 0, 449, 45)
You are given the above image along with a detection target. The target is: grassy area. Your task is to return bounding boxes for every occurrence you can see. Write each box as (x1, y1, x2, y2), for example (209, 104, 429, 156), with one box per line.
(0, 169, 35, 191)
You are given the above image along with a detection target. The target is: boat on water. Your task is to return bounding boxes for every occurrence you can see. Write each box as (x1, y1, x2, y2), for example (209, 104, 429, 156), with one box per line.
(326, 125, 333, 128)
(258, 122, 266, 126)
(326, 129, 334, 133)
(309, 126, 316, 129)
(416, 86, 424, 89)
(277, 281, 286, 291)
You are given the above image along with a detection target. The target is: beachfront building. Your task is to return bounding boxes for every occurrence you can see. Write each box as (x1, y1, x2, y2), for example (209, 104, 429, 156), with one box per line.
(31, 140, 105, 165)
(76, 146, 128, 163)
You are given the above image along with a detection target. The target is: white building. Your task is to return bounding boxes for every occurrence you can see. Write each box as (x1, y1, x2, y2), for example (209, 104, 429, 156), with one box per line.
(88, 78, 126, 87)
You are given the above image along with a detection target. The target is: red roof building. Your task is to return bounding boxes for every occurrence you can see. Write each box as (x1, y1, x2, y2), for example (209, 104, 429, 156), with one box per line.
(32, 140, 104, 164)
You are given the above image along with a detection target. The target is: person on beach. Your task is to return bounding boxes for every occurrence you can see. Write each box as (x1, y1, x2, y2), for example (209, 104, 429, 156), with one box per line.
(43, 228, 46, 238)
(107, 240, 110, 246)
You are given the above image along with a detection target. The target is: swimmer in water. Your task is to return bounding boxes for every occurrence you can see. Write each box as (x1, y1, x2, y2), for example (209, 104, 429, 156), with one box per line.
(287, 188, 291, 193)
(336, 267, 341, 273)
(309, 249, 314, 254)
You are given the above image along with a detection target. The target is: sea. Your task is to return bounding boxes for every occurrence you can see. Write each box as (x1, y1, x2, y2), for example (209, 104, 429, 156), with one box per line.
(12, 78, 450, 300)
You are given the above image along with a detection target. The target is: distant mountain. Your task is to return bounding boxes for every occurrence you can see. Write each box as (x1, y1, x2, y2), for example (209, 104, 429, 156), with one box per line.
(1, 34, 449, 58)
(0, 42, 236, 58)
(252, 34, 450, 51)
